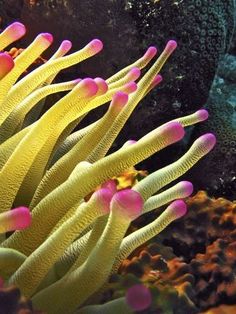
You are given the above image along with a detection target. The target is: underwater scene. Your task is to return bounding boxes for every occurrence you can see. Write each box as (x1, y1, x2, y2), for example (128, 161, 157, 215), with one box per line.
(0, 0, 235, 313)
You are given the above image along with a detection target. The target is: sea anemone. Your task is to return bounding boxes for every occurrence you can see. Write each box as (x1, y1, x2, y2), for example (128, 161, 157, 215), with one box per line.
(0, 22, 216, 313)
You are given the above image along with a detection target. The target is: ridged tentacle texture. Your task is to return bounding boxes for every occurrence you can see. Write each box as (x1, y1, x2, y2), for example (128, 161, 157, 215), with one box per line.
(0, 23, 216, 313)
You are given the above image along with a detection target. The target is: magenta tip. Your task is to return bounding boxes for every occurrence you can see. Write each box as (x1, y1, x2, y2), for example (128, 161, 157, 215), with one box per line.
(162, 121, 185, 142)
(89, 39, 103, 53)
(80, 78, 98, 97)
(101, 180, 117, 194)
(94, 77, 108, 94)
(112, 91, 129, 108)
(111, 189, 143, 220)
(196, 109, 209, 121)
(125, 140, 137, 145)
(126, 284, 152, 311)
(128, 67, 141, 80)
(61, 40, 72, 51)
(12, 207, 32, 230)
(168, 200, 187, 219)
(124, 81, 137, 93)
(179, 181, 193, 196)
(40, 33, 54, 44)
(198, 133, 216, 152)
(0, 53, 14, 79)
(94, 188, 113, 214)
(156, 74, 163, 82)
(122, 140, 137, 148)
(152, 74, 163, 86)
(166, 40, 177, 53)
(74, 78, 82, 84)
(144, 46, 158, 60)
(8, 22, 26, 38)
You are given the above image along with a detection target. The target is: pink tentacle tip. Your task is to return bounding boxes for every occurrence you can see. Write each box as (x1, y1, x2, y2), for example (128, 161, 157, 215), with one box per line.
(94, 77, 108, 95)
(11, 207, 32, 230)
(111, 189, 143, 220)
(88, 39, 103, 53)
(7, 22, 26, 39)
(168, 200, 187, 219)
(128, 67, 141, 81)
(154, 74, 163, 84)
(61, 40, 72, 52)
(112, 91, 129, 108)
(74, 78, 82, 84)
(79, 78, 98, 97)
(196, 109, 209, 121)
(123, 140, 137, 147)
(39, 33, 54, 44)
(0, 53, 14, 79)
(197, 133, 216, 153)
(150, 74, 163, 89)
(101, 180, 117, 194)
(94, 188, 113, 214)
(144, 46, 158, 60)
(161, 121, 185, 143)
(179, 181, 193, 197)
(165, 40, 177, 53)
(124, 81, 137, 93)
(126, 284, 152, 311)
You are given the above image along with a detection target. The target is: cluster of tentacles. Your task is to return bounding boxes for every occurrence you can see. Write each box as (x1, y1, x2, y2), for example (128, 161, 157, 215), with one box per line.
(0, 22, 216, 313)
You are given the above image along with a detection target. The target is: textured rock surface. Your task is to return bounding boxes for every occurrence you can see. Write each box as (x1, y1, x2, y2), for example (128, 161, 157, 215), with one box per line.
(190, 53, 236, 199)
